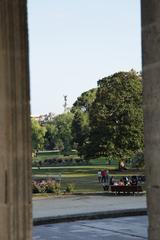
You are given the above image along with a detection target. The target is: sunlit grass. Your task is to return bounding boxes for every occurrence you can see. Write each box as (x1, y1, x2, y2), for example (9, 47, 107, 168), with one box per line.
(32, 165, 144, 193)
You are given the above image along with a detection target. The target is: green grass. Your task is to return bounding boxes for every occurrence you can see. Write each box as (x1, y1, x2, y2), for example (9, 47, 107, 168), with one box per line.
(33, 150, 78, 161)
(38, 151, 60, 155)
(32, 165, 117, 175)
(32, 166, 104, 192)
(33, 155, 64, 162)
(62, 176, 100, 192)
(32, 165, 144, 193)
(89, 157, 118, 166)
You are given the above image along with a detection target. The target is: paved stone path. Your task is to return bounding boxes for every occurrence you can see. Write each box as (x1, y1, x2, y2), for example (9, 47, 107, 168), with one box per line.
(33, 195, 146, 218)
(33, 215, 148, 240)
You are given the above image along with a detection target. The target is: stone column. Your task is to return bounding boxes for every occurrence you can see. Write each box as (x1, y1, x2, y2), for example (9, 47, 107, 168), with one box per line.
(141, 1, 160, 239)
(0, 1, 32, 240)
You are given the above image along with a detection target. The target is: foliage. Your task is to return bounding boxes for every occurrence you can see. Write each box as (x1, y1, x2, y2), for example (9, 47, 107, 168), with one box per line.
(31, 119, 46, 150)
(32, 156, 86, 167)
(71, 89, 96, 156)
(40, 112, 74, 154)
(32, 166, 144, 193)
(71, 88, 97, 113)
(71, 110, 89, 156)
(87, 70, 144, 161)
(31, 70, 143, 164)
(65, 183, 75, 193)
(54, 182, 61, 194)
(131, 151, 144, 168)
(44, 124, 58, 150)
(32, 180, 61, 194)
(32, 181, 41, 193)
(45, 181, 56, 193)
(52, 112, 74, 155)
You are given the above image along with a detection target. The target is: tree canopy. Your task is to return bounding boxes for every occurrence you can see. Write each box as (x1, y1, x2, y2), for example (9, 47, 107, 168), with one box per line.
(44, 124, 58, 150)
(71, 88, 97, 156)
(31, 70, 144, 162)
(71, 88, 97, 113)
(32, 112, 74, 155)
(31, 118, 46, 150)
(50, 112, 74, 155)
(87, 70, 144, 160)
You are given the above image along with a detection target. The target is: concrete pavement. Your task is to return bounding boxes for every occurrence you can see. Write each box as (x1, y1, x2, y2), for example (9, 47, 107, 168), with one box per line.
(33, 215, 148, 240)
(33, 194, 146, 219)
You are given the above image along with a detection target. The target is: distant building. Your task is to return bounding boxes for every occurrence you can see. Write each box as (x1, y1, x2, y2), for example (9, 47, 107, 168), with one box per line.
(31, 112, 55, 123)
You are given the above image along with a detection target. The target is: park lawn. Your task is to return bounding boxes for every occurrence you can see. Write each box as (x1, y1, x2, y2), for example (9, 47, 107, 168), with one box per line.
(89, 157, 118, 166)
(32, 167, 102, 192)
(32, 165, 116, 169)
(32, 166, 144, 193)
(61, 175, 101, 192)
(33, 154, 64, 162)
(33, 150, 77, 162)
(32, 165, 117, 176)
(32, 166, 105, 193)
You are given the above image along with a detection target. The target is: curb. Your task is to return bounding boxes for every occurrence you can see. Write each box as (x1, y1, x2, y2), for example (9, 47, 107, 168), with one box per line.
(33, 208, 147, 226)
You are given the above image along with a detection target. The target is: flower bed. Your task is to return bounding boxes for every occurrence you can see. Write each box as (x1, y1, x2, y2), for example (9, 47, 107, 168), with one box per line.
(32, 179, 61, 194)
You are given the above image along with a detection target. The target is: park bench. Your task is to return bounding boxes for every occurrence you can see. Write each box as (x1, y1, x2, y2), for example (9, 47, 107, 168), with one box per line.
(103, 185, 143, 194)
(111, 185, 143, 194)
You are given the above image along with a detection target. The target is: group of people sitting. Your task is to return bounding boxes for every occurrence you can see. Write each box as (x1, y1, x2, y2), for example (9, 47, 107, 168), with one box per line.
(109, 176, 138, 186)
(98, 169, 145, 186)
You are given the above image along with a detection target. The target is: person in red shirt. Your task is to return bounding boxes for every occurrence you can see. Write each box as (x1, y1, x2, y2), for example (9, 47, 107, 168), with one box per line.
(101, 169, 107, 183)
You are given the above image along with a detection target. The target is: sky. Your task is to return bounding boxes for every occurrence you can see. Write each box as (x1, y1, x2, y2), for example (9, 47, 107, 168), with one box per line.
(28, 0, 141, 116)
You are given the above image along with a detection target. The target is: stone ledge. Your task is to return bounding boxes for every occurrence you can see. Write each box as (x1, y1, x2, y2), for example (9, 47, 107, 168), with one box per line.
(33, 208, 147, 226)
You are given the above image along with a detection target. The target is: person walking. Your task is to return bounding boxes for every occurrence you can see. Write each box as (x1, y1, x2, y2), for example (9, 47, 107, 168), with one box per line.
(97, 170, 102, 183)
(101, 169, 107, 183)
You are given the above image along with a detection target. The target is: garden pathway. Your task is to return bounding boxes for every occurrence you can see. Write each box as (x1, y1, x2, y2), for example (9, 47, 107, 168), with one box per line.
(33, 194, 146, 219)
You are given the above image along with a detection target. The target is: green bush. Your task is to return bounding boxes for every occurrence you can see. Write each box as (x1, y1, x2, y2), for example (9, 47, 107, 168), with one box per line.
(54, 182, 61, 194)
(66, 183, 75, 193)
(131, 151, 144, 168)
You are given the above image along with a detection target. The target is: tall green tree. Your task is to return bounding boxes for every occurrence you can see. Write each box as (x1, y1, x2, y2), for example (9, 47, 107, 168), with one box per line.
(53, 112, 74, 155)
(71, 88, 96, 156)
(71, 110, 89, 156)
(87, 70, 144, 161)
(72, 88, 97, 113)
(44, 124, 58, 150)
(31, 118, 46, 151)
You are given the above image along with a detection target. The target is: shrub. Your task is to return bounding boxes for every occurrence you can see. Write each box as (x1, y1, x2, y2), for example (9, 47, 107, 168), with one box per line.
(45, 181, 56, 193)
(66, 183, 75, 193)
(32, 181, 41, 193)
(32, 180, 61, 194)
(54, 182, 61, 194)
(131, 151, 144, 168)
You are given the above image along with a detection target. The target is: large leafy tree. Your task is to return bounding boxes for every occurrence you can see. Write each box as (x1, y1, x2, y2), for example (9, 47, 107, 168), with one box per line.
(72, 88, 97, 113)
(87, 70, 144, 161)
(71, 110, 89, 156)
(71, 88, 96, 156)
(52, 112, 74, 155)
(44, 124, 58, 150)
(31, 118, 46, 151)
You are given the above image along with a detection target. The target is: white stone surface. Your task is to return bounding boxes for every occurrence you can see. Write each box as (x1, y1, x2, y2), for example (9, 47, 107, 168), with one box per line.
(33, 195, 146, 218)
